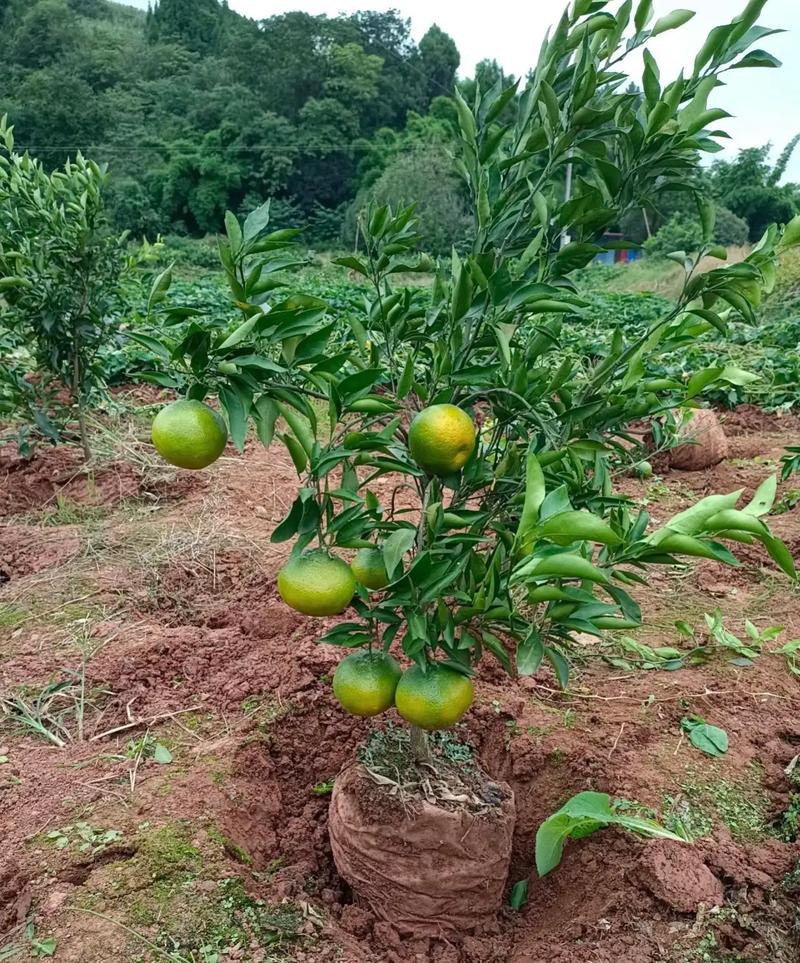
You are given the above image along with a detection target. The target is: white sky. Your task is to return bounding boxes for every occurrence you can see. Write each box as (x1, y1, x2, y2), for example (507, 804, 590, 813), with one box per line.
(122, 0, 800, 180)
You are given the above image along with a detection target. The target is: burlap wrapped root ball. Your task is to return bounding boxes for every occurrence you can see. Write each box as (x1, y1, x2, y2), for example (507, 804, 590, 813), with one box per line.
(669, 408, 728, 471)
(328, 764, 516, 936)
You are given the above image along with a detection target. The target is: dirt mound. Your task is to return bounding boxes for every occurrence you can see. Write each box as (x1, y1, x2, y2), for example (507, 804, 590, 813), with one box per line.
(0, 526, 82, 581)
(0, 859, 32, 935)
(635, 838, 723, 911)
(0, 441, 199, 518)
(719, 404, 800, 436)
(88, 607, 336, 714)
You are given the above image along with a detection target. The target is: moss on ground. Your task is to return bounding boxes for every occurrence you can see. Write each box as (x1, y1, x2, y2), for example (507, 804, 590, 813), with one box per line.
(665, 763, 774, 842)
(72, 820, 310, 962)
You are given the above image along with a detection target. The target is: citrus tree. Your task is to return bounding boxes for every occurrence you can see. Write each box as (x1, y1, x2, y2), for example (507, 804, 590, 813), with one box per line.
(0, 115, 131, 459)
(143, 0, 799, 758)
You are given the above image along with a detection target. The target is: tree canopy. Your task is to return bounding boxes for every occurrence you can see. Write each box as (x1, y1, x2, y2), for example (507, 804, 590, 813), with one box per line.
(0, 0, 466, 242)
(1, 0, 796, 248)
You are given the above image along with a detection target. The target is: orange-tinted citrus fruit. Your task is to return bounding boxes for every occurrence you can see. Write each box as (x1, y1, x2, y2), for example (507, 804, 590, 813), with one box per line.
(394, 663, 474, 730)
(332, 650, 402, 717)
(277, 550, 356, 616)
(408, 404, 476, 476)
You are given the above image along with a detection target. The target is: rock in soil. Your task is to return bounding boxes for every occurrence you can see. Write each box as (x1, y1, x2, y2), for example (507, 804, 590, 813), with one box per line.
(634, 839, 724, 912)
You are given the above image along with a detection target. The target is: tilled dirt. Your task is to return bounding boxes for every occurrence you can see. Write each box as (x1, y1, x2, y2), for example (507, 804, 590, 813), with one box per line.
(1, 407, 799, 962)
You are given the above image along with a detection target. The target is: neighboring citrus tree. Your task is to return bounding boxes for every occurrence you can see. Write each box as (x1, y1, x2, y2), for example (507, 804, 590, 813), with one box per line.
(0, 115, 131, 459)
(144, 1, 800, 759)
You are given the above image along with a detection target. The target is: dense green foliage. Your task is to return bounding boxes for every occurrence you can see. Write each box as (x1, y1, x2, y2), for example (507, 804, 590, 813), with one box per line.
(0, 0, 467, 245)
(131, 0, 798, 696)
(0, 115, 132, 457)
(568, 254, 800, 409)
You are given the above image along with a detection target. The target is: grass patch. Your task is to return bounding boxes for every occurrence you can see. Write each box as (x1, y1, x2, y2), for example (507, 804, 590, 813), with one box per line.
(37, 494, 107, 528)
(0, 603, 28, 630)
(84, 821, 309, 962)
(207, 825, 253, 867)
(666, 763, 773, 842)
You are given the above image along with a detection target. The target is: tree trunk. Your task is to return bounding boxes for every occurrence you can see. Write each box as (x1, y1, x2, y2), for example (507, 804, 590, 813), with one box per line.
(410, 725, 431, 765)
(71, 326, 91, 462)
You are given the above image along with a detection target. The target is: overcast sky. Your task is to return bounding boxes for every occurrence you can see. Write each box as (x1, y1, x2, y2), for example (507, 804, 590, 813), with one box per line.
(123, 0, 800, 180)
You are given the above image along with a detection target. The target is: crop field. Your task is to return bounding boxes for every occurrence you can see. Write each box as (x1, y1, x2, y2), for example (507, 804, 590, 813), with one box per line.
(3, 1, 800, 962)
(2, 247, 799, 961)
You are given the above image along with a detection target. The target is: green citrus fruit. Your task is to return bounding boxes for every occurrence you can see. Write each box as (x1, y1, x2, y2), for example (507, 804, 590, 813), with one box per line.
(351, 547, 389, 590)
(332, 651, 402, 717)
(635, 460, 654, 479)
(277, 550, 356, 616)
(408, 404, 476, 476)
(394, 663, 474, 730)
(151, 399, 227, 470)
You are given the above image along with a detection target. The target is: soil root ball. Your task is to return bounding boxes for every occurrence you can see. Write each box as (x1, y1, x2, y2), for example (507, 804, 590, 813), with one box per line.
(669, 409, 729, 471)
(328, 763, 515, 936)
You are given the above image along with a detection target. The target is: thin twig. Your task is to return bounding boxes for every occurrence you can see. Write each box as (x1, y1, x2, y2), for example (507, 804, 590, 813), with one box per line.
(608, 722, 626, 758)
(534, 684, 787, 705)
(89, 705, 201, 742)
(68, 907, 191, 963)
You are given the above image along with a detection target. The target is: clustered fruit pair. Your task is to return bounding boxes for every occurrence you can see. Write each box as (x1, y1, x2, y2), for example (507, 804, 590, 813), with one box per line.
(152, 398, 478, 729)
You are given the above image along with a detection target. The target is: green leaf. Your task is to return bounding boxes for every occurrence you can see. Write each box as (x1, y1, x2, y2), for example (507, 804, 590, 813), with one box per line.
(396, 354, 415, 400)
(153, 743, 173, 764)
(271, 495, 304, 542)
(30, 938, 57, 958)
(515, 447, 546, 555)
(656, 490, 744, 537)
(651, 8, 695, 36)
(681, 717, 728, 756)
(278, 402, 315, 459)
(509, 879, 529, 910)
(719, 365, 758, 387)
(253, 396, 278, 447)
(517, 627, 545, 675)
(634, 0, 654, 32)
(778, 215, 800, 250)
(454, 86, 477, 143)
(219, 384, 248, 452)
(147, 264, 173, 312)
(124, 332, 172, 362)
(535, 791, 685, 877)
(333, 255, 369, 278)
(731, 49, 781, 69)
(535, 510, 622, 547)
(218, 314, 260, 351)
(281, 432, 308, 474)
(742, 476, 777, 516)
(224, 210, 243, 254)
(545, 646, 570, 689)
(382, 528, 416, 579)
(687, 367, 725, 400)
(761, 534, 796, 580)
(243, 199, 271, 241)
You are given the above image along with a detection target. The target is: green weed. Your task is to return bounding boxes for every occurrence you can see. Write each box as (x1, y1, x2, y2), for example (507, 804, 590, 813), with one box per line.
(670, 764, 773, 842)
(43, 822, 123, 855)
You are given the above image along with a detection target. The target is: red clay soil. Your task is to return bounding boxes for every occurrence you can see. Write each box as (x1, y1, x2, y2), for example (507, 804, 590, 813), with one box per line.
(1, 407, 799, 962)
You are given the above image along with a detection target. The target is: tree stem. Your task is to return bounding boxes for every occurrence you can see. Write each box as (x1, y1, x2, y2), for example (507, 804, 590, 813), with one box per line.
(410, 725, 431, 764)
(71, 326, 91, 462)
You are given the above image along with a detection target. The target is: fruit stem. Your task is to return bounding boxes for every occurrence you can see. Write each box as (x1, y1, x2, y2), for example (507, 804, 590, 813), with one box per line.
(410, 724, 431, 765)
